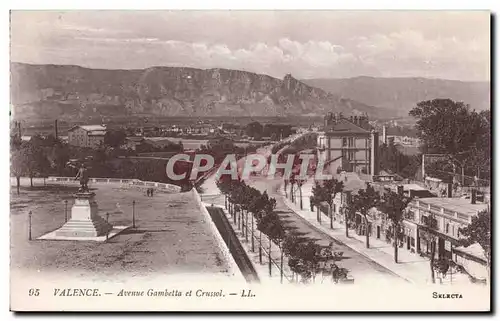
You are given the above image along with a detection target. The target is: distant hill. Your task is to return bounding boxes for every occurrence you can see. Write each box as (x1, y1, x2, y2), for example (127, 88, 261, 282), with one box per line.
(302, 76, 490, 117)
(10, 63, 390, 121)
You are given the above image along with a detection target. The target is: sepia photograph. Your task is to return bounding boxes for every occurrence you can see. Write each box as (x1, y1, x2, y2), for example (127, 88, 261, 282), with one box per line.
(8, 9, 491, 312)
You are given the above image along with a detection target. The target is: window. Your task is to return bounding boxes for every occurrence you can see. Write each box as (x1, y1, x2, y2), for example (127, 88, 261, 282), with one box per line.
(348, 137, 354, 147)
(445, 223, 450, 234)
(342, 137, 347, 147)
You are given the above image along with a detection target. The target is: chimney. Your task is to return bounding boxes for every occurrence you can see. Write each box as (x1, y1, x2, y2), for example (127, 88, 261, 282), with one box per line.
(471, 189, 477, 204)
(324, 113, 332, 128)
(397, 185, 404, 196)
(370, 129, 379, 176)
(54, 119, 59, 139)
(447, 182, 453, 198)
(349, 115, 354, 123)
(353, 115, 358, 125)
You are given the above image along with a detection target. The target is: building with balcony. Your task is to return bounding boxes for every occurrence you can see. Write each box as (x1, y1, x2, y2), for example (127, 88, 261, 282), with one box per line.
(317, 113, 379, 176)
(67, 125, 107, 148)
(335, 183, 489, 280)
(405, 195, 489, 279)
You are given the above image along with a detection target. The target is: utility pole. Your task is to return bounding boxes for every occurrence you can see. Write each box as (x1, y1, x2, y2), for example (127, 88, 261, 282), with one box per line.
(132, 200, 136, 228)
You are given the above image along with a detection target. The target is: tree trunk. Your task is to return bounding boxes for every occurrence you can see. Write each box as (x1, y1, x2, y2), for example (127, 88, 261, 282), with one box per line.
(330, 203, 333, 229)
(280, 244, 284, 284)
(241, 210, 245, 237)
(299, 185, 303, 210)
(224, 195, 227, 209)
(345, 210, 349, 237)
(30, 176, 33, 187)
(251, 215, 255, 252)
(259, 231, 262, 264)
(245, 211, 249, 242)
(16, 176, 20, 195)
(430, 239, 436, 283)
(317, 207, 320, 222)
(364, 215, 370, 248)
(394, 223, 398, 263)
(486, 254, 490, 286)
(290, 184, 294, 202)
(268, 236, 272, 276)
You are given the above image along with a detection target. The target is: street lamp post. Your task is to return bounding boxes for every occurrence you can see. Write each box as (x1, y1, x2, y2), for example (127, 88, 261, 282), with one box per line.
(28, 211, 32, 241)
(64, 200, 68, 222)
(132, 200, 136, 228)
(106, 212, 110, 241)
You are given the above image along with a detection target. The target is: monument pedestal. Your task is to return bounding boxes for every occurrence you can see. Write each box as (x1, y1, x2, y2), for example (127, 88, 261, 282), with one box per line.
(39, 191, 130, 241)
(55, 192, 113, 237)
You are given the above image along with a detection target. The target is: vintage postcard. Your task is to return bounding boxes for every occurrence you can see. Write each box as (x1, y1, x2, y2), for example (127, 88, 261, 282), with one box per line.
(9, 10, 491, 312)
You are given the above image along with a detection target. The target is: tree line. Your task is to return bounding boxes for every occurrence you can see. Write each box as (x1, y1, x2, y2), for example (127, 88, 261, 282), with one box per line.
(216, 177, 350, 284)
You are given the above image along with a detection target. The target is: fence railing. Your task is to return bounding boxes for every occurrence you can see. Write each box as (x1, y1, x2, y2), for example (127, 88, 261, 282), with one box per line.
(47, 176, 181, 193)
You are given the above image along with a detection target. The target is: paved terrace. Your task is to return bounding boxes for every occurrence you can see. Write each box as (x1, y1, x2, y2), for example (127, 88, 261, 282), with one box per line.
(10, 179, 239, 282)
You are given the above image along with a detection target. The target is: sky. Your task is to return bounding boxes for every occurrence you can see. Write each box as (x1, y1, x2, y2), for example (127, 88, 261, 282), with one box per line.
(10, 11, 490, 81)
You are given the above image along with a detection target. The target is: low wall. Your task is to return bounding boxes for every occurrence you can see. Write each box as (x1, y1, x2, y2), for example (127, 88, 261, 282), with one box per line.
(46, 176, 181, 193)
(191, 188, 245, 282)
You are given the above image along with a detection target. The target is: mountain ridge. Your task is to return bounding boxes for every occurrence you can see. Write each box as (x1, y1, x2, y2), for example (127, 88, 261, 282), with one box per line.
(302, 76, 490, 117)
(11, 62, 388, 121)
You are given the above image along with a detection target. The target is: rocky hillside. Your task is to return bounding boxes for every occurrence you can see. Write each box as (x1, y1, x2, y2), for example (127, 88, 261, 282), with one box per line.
(10, 63, 385, 121)
(303, 76, 490, 117)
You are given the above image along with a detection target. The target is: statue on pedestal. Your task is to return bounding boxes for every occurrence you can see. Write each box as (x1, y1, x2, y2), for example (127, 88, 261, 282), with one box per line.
(74, 164, 90, 193)
(67, 161, 92, 193)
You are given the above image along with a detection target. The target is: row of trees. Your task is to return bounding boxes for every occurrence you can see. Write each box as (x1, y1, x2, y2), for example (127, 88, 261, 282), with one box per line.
(311, 179, 412, 264)
(410, 99, 490, 180)
(378, 141, 421, 179)
(245, 122, 294, 141)
(216, 177, 350, 284)
(10, 133, 193, 194)
(309, 178, 490, 284)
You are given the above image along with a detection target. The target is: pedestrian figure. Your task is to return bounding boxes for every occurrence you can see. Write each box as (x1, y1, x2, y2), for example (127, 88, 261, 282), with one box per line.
(146, 188, 151, 197)
(310, 196, 314, 212)
(150, 188, 154, 197)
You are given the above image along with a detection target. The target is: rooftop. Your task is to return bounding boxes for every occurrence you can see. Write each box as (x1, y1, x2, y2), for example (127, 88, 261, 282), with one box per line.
(88, 130, 106, 136)
(416, 197, 489, 217)
(325, 118, 372, 135)
(72, 125, 107, 132)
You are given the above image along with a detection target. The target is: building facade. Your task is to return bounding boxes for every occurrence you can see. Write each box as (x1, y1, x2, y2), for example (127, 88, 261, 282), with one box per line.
(317, 113, 379, 176)
(334, 185, 489, 280)
(402, 195, 488, 279)
(67, 125, 107, 148)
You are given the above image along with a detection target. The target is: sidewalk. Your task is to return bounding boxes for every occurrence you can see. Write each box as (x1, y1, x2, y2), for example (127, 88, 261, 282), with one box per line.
(282, 182, 473, 285)
(200, 173, 294, 285)
(206, 203, 295, 285)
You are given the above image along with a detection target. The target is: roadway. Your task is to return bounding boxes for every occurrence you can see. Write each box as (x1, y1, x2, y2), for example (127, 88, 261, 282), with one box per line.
(201, 170, 405, 285)
(247, 177, 405, 285)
